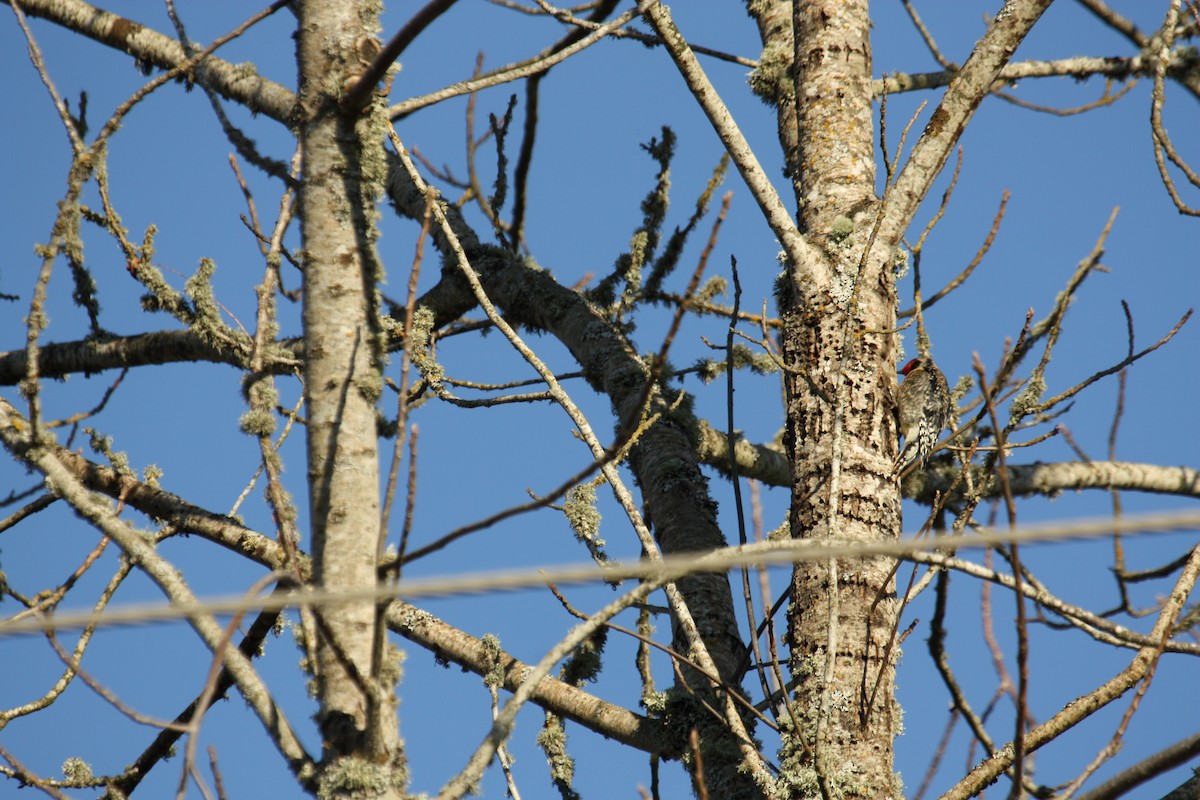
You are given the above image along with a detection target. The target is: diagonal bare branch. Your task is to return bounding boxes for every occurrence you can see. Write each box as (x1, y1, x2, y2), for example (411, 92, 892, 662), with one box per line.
(879, 0, 1054, 249)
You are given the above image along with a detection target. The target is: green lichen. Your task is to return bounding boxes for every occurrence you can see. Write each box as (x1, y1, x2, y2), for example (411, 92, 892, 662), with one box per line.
(747, 38, 795, 107)
(536, 713, 581, 800)
(357, 371, 383, 403)
(480, 633, 505, 688)
(141, 464, 163, 488)
(891, 247, 910, 279)
(694, 343, 779, 384)
(85, 427, 132, 477)
(185, 259, 239, 348)
(316, 757, 391, 800)
(1009, 374, 1046, 422)
(61, 757, 93, 783)
(239, 408, 276, 437)
(377, 643, 405, 689)
(407, 306, 444, 386)
(695, 275, 728, 304)
(563, 483, 606, 560)
(766, 519, 790, 541)
(830, 215, 854, 243)
(560, 628, 605, 686)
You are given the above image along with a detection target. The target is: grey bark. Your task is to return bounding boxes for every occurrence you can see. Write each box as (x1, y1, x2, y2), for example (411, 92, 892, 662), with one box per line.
(296, 1, 406, 795)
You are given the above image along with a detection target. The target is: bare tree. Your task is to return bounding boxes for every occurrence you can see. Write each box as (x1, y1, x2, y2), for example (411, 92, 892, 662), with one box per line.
(0, 1, 1197, 799)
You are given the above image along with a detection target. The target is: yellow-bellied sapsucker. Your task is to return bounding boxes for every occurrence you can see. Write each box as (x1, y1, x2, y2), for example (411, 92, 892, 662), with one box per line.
(894, 356, 951, 475)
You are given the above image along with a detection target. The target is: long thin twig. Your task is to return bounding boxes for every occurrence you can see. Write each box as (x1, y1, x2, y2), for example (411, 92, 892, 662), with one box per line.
(389, 7, 638, 117)
(974, 355, 1031, 799)
(1149, 0, 1200, 216)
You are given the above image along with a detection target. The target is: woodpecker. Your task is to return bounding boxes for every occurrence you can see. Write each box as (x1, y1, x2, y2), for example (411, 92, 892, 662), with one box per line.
(894, 356, 952, 475)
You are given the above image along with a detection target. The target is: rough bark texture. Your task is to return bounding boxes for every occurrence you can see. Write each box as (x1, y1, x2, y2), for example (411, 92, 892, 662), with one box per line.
(297, 1, 406, 796)
(750, 0, 905, 796)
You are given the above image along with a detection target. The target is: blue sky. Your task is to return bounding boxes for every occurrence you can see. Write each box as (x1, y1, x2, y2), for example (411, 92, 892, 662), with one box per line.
(1, 2, 1197, 798)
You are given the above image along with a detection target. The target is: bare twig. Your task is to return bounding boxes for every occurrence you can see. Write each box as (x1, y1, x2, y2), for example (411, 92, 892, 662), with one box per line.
(389, 6, 638, 117)
(994, 77, 1135, 115)
(637, 0, 815, 274)
(941, 540, 1200, 799)
(879, 0, 1055, 252)
(900, 0, 956, 69)
(898, 190, 1009, 319)
(1149, 0, 1200, 215)
(974, 356, 1031, 799)
(1074, 730, 1200, 800)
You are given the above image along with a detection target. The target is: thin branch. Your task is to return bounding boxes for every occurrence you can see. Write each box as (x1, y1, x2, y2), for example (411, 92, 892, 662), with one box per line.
(898, 190, 1009, 319)
(900, 0, 956, 69)
(101, 602, 286, 799)
(637, 0, 817, 276)
(388, 7, 639, 118)
(6, 512, 1200, 636)
(993, 76, 1135, 115)
(974, 356, 1031, 799)
(1074, 0, 1147, 46)
(872, 49, 1198, 97)
(389, 122, 772, 791)
(941, 541, 1200, 799)
(1074, 731, 1200, 800)
(342, 0, 460, 112)
(0, 744, 72, 800)
(0, 397, 317, 789)
(880, 0, 1055, 252)
(1149, 0, 1200, 215)
(529, 0, 756, 67)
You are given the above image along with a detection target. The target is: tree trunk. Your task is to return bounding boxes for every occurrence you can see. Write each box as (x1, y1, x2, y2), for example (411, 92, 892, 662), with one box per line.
(749, 0, 905, 795)
(297, 1, 407, 796)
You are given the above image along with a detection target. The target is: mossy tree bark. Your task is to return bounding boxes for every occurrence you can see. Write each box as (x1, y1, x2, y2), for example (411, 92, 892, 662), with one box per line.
(750, 0, 904, 795)
(297, 1, 406, 796)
